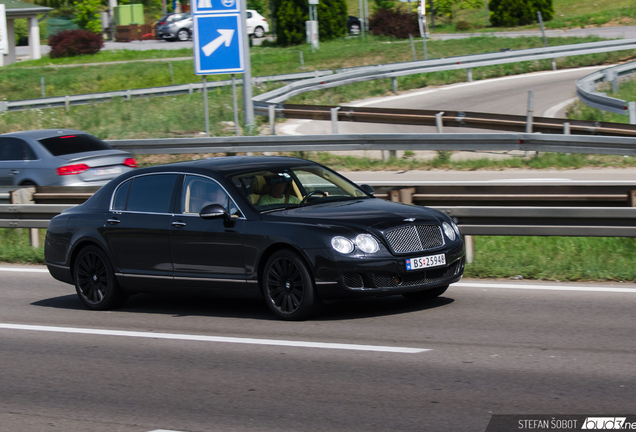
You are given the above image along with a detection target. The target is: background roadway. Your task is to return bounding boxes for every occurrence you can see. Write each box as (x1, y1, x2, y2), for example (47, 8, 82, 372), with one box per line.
(0, 267, 635, 432)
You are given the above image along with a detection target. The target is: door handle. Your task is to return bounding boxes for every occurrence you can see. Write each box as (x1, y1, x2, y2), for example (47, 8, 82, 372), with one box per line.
(9, 170, 19, 175)
(107, 218, 120, 225)
(171, 221, 187, 227)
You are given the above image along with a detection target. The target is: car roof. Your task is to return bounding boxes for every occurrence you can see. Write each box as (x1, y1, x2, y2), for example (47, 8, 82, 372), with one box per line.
(0, 129, 89, 140)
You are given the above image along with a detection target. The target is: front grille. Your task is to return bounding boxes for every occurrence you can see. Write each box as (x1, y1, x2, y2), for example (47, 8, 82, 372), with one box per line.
(372, 259, 462, 289)
(385, 224, 444, 254)
(343, 273, 364, 289)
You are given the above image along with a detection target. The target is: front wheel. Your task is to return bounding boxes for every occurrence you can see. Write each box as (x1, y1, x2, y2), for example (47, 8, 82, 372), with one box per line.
(74, 245, 128, 310)
(177, 29, 190, 41)
(262, 249, 321, 320)
(402, 285, 449, 301)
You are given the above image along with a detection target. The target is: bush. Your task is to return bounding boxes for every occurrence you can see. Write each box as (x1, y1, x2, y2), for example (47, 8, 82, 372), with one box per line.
(273, 0, 347, 46)
(48, 29, 104, 58)
(455, 20, 472, 30)
(490, 0, 553, 27)
(369, 8, 419, 39)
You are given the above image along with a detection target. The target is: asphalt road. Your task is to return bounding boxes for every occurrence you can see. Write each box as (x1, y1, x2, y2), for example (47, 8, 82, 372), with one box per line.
(280, 66, 604, 136)
(1, 266, 635, 432)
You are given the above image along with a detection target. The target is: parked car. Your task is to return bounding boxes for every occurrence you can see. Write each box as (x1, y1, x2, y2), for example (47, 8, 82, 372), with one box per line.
(348, 16, 361, 35)
(0, 129, 137, 187)
(246, 10, 269, 38)
(45, 156, 465, 320)
(156, 12, 192, 41)
(154, 13, 187, 32)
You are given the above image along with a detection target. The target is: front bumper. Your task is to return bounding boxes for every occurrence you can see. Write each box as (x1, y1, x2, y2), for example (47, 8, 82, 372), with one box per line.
(309, 242, 465, 300)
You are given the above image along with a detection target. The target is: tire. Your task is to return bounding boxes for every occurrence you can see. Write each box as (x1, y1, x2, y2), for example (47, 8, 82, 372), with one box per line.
(402, 285, 449, 301)
(349, 23, 360, 35)
(73, 245, 128, 310)
(262, 249, 321, 321)
(253, 26, 264, 38)
(177, 29, 190, 41)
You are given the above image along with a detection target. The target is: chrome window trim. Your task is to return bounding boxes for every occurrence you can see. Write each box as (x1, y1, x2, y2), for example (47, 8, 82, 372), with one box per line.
(109, 171, 247, 220)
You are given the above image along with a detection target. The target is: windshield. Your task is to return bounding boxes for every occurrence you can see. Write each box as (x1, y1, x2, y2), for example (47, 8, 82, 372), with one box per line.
(230, 165, 370, 212)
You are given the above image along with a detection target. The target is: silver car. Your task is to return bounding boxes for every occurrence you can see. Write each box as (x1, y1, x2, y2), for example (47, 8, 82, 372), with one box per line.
(0, 129, 137, 187)
(157, 12, 192, 42)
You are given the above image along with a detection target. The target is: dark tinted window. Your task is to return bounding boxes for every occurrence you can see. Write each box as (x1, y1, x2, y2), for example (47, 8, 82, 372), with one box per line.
(0, 138, 35, 161)
(112, 179, 132, 211)
(38, 134, 111, 157)
(126, 174, 178, 213)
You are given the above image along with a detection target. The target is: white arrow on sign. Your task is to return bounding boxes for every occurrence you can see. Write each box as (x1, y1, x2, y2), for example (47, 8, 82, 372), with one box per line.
(202, 29, 235, 57)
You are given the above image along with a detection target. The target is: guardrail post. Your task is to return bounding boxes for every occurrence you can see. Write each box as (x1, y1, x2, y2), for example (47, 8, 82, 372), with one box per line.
(126, 89, 132, 101)
(563, 122, 570, 135)
(65, 96, 70, 111)
(466, 68, 473, 82)
(526, 90, 534, 133)
(629, 102, 636, 125)
(189, 83, 194, 95)
(269, 104, 277, 135)
(409, 34, 416, 61)
(0, 102, 7, 112)
(391, 77, 398, 94)
(389, 190, 400, 202)
(10, 188, 38, 247)
(435, 112, 444, 133)
(299, 51, 304, 69)
(464, 235, 475, 264)
(399, 187, 415, 204)
(629, 190, 636, 207)
(41, 77, 45, 98)
(331, 107, 341, 134)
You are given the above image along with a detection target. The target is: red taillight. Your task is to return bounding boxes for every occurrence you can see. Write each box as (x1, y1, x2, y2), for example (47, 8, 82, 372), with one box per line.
(56, 163, 90, 176)
(123, 158, 138, 168)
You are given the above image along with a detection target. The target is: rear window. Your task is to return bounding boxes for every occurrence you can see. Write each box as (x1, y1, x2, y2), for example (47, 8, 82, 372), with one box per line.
(38, 134, 111, 157)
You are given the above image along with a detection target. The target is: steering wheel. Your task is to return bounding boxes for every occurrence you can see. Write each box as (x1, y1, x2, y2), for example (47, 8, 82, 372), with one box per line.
(300, 190, 326, 205)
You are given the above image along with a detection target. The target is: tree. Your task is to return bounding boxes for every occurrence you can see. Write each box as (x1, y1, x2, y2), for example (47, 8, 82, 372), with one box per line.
(490, 0, 553, 27)
(373, 0, 395, 13)
(73, 0, 102, 33)
(273, 0, 347, 46)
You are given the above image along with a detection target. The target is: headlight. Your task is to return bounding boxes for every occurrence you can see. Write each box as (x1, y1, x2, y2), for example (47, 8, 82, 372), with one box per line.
(331, 236, 354, 254)
(451, 219, 461, 235)
(442, 222, 456, 241)
(356, 234, 379, 253)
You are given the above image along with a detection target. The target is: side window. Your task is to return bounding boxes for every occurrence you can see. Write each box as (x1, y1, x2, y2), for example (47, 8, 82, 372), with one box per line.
(112, 179, 132, 211)
(247, 11, 252, 18)
(126, 174, 178, 213)
(0, 138, 31, 161)
(181, 175, 242, 217)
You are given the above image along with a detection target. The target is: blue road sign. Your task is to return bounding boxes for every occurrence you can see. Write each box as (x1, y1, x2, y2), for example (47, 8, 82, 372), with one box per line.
(192, 0, 240, 15)
(193, 14, 245, 75)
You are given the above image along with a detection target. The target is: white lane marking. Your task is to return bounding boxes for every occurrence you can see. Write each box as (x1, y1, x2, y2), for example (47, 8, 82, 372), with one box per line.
(348, 66, 604, 108)
(454, 282, 636, 293)
(0, 323, 429, 354)
(278, 119, 311, 135)
(543, 97, 577, 118)
(0, 266, 48, 273)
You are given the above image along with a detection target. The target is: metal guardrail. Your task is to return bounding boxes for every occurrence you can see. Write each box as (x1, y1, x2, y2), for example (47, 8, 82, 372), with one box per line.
(278, 104, 636, 136)
(3, 38, 635, 113)
(0, 70, 335, 112)
(106, 133, 636, 156)
(254, 38, 636, 108)
(576, 61, 636, 118)
(2, 203, 635, 238)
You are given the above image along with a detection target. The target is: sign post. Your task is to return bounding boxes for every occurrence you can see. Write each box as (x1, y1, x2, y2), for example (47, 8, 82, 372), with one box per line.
(0, 4, 8, 67)
(191, 0, 253, 132)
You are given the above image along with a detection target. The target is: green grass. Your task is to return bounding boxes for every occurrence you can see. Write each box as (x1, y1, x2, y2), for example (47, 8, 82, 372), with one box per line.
(2, 35, 629, 101)
(464, 236, 636, 282)
(0, 229, 45, 264)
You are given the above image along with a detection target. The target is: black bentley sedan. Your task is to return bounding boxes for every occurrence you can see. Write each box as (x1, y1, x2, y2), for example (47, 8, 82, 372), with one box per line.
(45, 156, 465, 320)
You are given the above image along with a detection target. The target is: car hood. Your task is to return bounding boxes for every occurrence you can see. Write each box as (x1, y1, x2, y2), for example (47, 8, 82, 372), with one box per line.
(262, 198, 444, 231)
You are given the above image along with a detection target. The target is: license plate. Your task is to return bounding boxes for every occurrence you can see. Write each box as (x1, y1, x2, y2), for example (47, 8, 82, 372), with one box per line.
(406, 253, 446, 271)
(93, 167, 122, 176)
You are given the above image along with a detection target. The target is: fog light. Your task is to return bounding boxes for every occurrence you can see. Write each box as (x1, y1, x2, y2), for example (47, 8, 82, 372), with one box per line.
(394, 276, 403, 285)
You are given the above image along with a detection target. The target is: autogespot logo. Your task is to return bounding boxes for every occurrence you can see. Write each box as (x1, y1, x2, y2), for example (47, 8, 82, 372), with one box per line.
(582, 418, 633, 430)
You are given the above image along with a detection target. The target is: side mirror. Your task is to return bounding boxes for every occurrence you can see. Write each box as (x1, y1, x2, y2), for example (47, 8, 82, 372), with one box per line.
(200, 204, 229, 221)
(359, 184, 375, 195)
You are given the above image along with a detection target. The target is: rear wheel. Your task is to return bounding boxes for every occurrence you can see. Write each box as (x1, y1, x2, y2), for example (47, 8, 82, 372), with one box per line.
(262, 249, 321, 320)
(402, 285, 449, 301)
(253, 26, 265, 38)
(74, 245, 128, 310)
